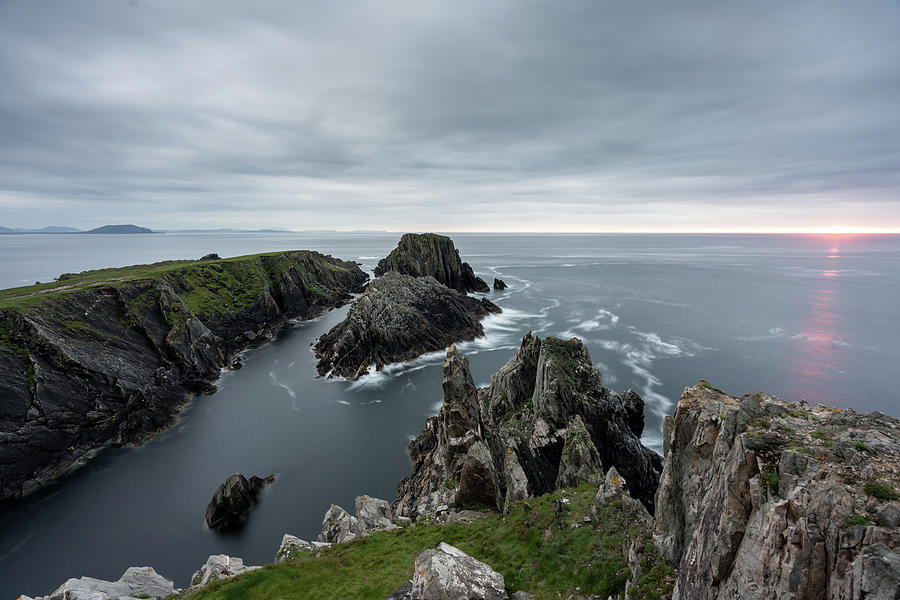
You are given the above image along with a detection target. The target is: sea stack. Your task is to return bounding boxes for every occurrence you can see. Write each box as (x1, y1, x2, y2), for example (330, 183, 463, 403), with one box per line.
(374, 233, 490, 293)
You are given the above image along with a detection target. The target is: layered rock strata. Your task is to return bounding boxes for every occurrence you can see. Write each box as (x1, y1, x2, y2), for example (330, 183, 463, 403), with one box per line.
(654, 383, 900, 600)
(374, 233, 490, 293)
(204, 473, 274, 530)
(0, 251, 367, 501)
(314, 272, 500, 379)
(393, 334, 663, 519)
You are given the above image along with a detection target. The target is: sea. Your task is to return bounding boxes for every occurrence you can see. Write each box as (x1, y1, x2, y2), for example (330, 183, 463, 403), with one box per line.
(0, 232, 898, 597)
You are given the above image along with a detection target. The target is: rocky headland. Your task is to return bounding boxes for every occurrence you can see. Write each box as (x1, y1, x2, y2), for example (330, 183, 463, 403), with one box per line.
(0, 251, 367, 501)
(314, 272, 500, 379)
(373, 233, 490, 293)
(14, 336, 900, 599)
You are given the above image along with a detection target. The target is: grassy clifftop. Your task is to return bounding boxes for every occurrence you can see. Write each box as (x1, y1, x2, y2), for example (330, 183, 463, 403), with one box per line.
(181, 485, 675, 600)
(0, 250, 357, 313)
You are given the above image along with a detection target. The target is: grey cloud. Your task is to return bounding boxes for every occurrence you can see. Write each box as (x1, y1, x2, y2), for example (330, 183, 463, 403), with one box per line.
(0, 0, 898, 230)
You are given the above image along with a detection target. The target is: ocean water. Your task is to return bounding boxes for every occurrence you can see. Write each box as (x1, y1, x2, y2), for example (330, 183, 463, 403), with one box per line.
(0, 232, 898, 596)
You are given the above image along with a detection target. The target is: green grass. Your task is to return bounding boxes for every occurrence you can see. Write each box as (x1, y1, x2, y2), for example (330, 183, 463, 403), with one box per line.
(760, 464, 780, 495)
(181, 485, 672, 600)
(846, 514, 874, 527)
(0, 251, 322, 312)
(698, 380, 727, 395)
(864, 480, 899, 501)
(853, 441, 868, 452)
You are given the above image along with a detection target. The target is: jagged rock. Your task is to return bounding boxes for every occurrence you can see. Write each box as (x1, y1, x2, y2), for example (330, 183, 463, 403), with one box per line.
(597, 466, 627, 503)
(204, 473, 274, 530)
(493, 278, 508, 290)
(387, 580, 413, 600)
(355, 494, 396, 534)
(394, 334, 661, 520)
(0, 251, 367, 501)
(314, 273, 500, 379)
(275, 534, 329, 563)
(654, 383, 900, 599)
(33, 567, 176, 600)
(190, 555, 260, 587)
(318, 504, 359, 544)
(555, 416, 603, 488)
(412, 542, 507, 600)
(374, 233, 490, 293)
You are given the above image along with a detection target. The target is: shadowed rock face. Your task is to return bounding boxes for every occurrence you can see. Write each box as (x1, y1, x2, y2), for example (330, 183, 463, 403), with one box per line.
(393, 334, 662, 520)
(374, 233, 490, 293)
(655, 384, 900, 600)
(0, 251, 368, 501)
(314, 272, 500, 379)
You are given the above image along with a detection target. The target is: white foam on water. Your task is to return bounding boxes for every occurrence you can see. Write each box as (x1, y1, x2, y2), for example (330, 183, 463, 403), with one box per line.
(737, 327, 785, 341)
(334, 399, 351, 406)
(357, 256, 378, 260)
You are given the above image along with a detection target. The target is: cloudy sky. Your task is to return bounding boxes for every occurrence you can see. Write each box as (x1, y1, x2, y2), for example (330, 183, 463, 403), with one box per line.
(1, 1, 898, 232)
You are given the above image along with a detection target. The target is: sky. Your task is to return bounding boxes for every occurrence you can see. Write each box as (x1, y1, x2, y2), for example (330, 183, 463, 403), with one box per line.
(0, 1, 898, 232)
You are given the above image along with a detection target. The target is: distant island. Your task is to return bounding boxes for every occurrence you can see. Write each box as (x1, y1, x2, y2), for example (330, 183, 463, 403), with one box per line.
(0, 224, 156, 234)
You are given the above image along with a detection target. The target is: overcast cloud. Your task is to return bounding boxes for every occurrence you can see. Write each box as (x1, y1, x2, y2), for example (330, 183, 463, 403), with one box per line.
(1, 0, 898, 231)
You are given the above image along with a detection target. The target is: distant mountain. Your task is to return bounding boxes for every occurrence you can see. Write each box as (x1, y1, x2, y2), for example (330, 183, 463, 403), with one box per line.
(34, 226, 82, 233)
(0, 226, 14, 233)
(82, 224, 156, 234)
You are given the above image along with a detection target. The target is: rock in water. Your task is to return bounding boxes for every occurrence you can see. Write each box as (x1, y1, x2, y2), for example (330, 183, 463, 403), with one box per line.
(654, 383, 900, 599)
(393, 335, 661, 520)
(493, 278, 507, 290)
(314, 272, 500, 379)
(374, 233, 490, 293)
(205, 473, 273, 530)
(412, 542, 507, 600)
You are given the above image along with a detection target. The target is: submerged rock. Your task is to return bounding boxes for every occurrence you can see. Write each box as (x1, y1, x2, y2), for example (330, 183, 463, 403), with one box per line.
(190, 555, 260, 587)
(412, 542, 507, 600)
(32, 567, 176, 600)
(314, 272, 500, 379)
(655, 383, 900, 599)
(204, 473, 274, 531)
(493, 278, 507, 290)
(393, 335, 661, 520)
(374, 233, 490, 293)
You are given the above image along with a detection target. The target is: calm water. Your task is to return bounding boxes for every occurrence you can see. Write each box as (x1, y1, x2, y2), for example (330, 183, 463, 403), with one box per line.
(1, 233, 898, 596)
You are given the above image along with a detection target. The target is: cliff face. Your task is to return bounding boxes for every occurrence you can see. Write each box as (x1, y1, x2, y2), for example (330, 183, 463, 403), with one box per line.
(655, 383, 900, 600)
(0, 251, 368, 501)
(393, 334, 662, 519)
(313, 272, 500, 379)
(373, 233, 490, 293)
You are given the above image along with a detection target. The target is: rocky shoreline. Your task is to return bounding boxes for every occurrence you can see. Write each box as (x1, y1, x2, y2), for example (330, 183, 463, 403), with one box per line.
(22, 338, 900, 599)
(0, 251, 368, 501)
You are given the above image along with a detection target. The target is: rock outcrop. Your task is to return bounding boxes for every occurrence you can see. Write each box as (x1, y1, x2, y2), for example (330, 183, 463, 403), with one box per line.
(317, 494, 400, 544)
(654, 382, 900, 599)
(412, 542, 507, 600)
(190, 555, 260, 587)
(493, 278, 507, 290)
(374, 233, 490, 293)
(274, 534, 330, 563)
(393, 334, 662, 520)
(0, 251, 367, 501)
(204, 473, 274, 530)
(24, 567, 176, 600)
(314, 272, 500, 379)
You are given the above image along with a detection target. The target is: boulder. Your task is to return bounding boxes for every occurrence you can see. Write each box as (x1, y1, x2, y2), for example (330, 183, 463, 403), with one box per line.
(314, 272, 500, 379)
(37, 567, 176, 600)
(200, 253, 221, 260)
(493, 278, 508, 290)
(204, 473, 274, 531)
(412, 542, 507, 600)
(355, 495, 394, 534)
(190, 555, 260, 587)
(318, 504, 358, 544)
(275, 533, 325, 563)
(374, 233, 490, 293)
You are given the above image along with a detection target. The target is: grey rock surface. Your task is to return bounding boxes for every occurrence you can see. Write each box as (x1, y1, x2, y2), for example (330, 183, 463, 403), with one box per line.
(318, 504, 359, 544)
(37, 566, 176, 600)
(355, 494, 394, 534)
(655, 383, 900, 599)
(190, 555, 260, 588)
(412, 542, 507, 600)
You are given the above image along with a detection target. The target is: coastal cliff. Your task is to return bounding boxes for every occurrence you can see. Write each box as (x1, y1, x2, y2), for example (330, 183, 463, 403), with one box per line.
(374, 233, 490, 293)
(0, 251, 367, 501)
